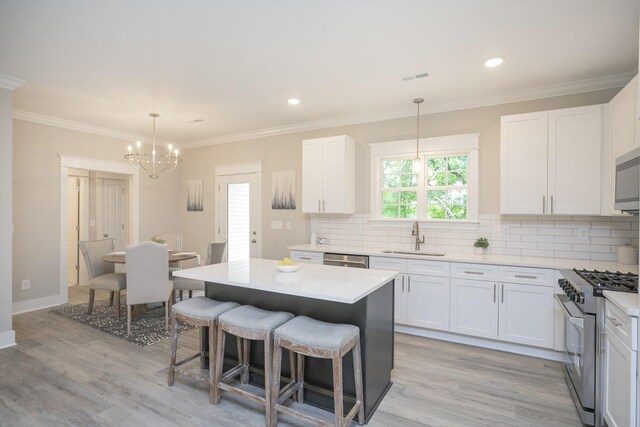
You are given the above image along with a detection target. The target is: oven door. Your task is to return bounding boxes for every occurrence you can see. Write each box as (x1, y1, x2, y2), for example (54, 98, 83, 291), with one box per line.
(555, 294, 595, 412)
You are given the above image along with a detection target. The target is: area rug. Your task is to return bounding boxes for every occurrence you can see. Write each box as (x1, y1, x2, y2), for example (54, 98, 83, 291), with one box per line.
(51, 299, 196, 347)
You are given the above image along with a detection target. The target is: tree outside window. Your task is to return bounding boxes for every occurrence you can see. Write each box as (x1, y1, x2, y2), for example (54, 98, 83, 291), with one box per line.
(381, 159, 417, 218)
(426, 155, 468, 219)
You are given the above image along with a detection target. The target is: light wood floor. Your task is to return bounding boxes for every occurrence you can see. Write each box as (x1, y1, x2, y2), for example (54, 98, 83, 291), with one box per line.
(0, 285, 581, 427)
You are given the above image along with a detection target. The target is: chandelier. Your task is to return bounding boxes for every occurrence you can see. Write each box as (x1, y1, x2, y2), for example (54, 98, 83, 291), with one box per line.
(125, 113, 181, 179)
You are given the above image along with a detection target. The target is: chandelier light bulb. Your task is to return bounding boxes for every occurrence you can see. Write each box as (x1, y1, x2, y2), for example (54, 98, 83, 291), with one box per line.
(175, 149, 179, 156)
(168, 144, 173, 151)
(127, 145, 132, 153)
(136, 141, 141, 148)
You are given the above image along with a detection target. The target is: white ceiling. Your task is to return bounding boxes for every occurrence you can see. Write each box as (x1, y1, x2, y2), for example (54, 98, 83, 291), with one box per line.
(0, 0, 638, 148)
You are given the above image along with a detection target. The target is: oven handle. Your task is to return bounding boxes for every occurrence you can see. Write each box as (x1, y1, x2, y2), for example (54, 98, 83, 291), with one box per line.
(554, 294, 584, 329)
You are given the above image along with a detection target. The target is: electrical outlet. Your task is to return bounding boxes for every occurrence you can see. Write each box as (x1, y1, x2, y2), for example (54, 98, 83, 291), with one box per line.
(578, 228, 589, 240)
(494, 226, 509, 237)
(21, 279, 30, 290)
(286, 221, 291, 230)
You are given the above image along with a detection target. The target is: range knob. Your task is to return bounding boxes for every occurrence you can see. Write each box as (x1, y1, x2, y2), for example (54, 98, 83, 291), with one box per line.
(576, 293, 584, 304)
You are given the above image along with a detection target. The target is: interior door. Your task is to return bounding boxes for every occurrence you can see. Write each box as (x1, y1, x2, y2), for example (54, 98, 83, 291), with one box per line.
(101, 179, 126, 250)
(66, 177, 79, 284)
(218, 173, 262, 261)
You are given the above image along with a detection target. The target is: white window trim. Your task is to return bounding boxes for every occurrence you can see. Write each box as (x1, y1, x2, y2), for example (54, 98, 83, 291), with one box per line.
(370, 133, 479, 222)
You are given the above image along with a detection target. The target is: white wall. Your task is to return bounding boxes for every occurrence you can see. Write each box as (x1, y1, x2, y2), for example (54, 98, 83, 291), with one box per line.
(12, 120, 181, 306)
(0, 88, 14, 347)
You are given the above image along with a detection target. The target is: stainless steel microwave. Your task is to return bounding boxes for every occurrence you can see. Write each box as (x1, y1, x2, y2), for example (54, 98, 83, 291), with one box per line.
(615, 147, 640, 214)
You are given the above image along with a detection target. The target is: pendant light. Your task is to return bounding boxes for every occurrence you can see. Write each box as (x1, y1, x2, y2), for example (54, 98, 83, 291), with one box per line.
(125, 113, 181, 179)
(412, 98, 424, 173)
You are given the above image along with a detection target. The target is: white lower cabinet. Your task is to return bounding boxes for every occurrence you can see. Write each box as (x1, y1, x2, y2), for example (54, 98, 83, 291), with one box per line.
(405, 274, 450, 331)
(602, 300, 638, 427)
(394, 274, 407, 324)
(450, 279, 554, 347)
(450, 279, 498, 339)
(498, 283, 554, 348)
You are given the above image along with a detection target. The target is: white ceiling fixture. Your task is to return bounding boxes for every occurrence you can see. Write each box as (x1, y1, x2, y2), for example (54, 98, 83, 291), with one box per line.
(125, 113, 181, 179)
(287, 98, 301, 105)
(484, 56, 505, 68)
(0, 1, 637, 146)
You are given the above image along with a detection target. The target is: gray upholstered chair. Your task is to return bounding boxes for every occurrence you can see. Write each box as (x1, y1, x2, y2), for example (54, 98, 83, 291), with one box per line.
(172, 242, 227, 300)
(125, 241, 174, 335)
(152, 231, 183, 274)
(78, 239, 127, 319)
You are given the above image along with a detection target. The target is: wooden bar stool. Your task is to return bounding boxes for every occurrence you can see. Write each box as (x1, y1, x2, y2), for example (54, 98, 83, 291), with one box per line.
(168, 296, 239, 403)
(271, 316, 364, 427)
(212, 305, 294, 426)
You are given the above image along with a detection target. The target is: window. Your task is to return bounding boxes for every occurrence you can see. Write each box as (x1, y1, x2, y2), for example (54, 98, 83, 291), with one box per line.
(426, 155, 468, 219)
(370, 134, 479, 222)
(381, 159, 417, 218)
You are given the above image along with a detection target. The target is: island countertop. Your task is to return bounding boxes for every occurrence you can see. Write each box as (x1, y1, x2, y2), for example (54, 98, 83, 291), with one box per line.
(173, 258, 398, 304)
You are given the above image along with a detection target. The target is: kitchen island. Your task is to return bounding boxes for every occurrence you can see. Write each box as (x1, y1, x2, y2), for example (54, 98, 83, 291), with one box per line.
(173, 258, 398, 423)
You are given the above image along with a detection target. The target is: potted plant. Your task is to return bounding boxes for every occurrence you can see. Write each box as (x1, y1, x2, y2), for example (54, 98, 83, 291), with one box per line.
(473, 237, 489, 255)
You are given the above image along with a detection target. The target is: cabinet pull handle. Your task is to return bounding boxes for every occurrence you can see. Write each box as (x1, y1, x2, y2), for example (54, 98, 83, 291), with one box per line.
(464, 270, 483, 275)
(318, 199, 321, 212)
(515, 274, 537, 279)
(401, 276, 404, 292)
(493, 284, 496, 303)
(599, 331, 607, 354)
(323, 199, 325, 212)
(501, 284, 504, 303)
(408, 276, 411, 293)
(299, 256, 312, 260)
(542, 195, 546, 213)
(606, 315, 622, 327)
(550, 195, 554, 214)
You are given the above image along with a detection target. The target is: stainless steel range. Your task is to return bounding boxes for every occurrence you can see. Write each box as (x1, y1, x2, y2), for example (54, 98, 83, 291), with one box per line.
(556, 269, 638, 426)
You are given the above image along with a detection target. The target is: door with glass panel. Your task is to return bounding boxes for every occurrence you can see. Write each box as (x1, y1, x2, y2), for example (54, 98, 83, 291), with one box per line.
(217, 173, 262, 261)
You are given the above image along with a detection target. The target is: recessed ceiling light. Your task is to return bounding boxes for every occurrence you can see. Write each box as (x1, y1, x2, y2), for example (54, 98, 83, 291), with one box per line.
(484, 56, 504, 68)
(287, 98, 301, 105)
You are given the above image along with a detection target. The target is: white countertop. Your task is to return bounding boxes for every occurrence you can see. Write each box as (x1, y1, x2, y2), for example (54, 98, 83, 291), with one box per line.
(289, 244, 639, 273)
(603, 291, 640, 317)
(173, 258, 398, 304)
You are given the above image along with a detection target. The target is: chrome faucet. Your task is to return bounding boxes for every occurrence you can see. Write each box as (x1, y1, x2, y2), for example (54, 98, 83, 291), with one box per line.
(412, 221, 425, 251)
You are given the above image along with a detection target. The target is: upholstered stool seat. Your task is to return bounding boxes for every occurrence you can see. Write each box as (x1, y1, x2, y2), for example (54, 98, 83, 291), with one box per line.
(213, 305, 294, 426)
(271, 316, 365, 427)
(168, 297, 239, 403)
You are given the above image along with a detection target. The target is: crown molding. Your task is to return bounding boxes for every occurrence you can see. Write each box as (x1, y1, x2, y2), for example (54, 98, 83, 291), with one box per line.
(182, 71, 633, 149)
(0, 74, 25, 90)
(11, 71, 632, 150)
(12, 110, 173, 145)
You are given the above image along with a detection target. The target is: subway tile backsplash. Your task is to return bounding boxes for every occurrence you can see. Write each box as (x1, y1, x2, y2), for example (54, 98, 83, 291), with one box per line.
(310, 214, 640, 262)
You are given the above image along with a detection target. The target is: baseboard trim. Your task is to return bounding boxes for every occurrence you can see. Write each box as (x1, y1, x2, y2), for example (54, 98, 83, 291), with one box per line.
(0, 330, 16, 349)
(395, 325, 564, 362)
(12, 294, 66, 315)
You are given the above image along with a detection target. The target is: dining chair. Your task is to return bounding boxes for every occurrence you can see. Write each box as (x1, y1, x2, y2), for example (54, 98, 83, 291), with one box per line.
(153, 231, 183, 273)
(172, 242, 227, 300)
(125, 241, 174, 335)
(78, 239, 127, 319)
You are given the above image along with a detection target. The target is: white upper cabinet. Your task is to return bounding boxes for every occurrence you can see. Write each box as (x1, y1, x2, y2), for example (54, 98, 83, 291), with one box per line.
(301, 135, 355, 214)
(547, 105, 603, 214)
(606, 76, 638, 214)
(500, 111, 549, 214)
(501, 105, 604, 215)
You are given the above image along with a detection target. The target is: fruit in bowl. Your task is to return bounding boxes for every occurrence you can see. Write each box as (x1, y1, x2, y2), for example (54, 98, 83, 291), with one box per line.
(276, 257, 300, 272)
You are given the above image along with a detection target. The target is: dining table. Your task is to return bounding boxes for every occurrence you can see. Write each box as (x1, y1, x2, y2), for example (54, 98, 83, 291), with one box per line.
(101, 250, 199, 264)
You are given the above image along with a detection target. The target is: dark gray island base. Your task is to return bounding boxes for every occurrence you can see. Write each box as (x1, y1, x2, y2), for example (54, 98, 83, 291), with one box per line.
(203, 279, 394, 423)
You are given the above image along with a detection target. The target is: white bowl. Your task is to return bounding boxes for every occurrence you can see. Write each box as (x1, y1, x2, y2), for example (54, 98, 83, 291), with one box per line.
(275, 263, 300, 273)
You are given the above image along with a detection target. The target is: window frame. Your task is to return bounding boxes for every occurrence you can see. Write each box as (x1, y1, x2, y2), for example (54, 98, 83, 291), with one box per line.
(370, 134, 479, 222)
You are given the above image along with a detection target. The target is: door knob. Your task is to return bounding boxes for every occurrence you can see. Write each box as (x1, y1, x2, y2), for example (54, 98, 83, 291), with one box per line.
(103, 233, 109, 237)
(253, 231, 257, 235)
(251, 239, 257, 243)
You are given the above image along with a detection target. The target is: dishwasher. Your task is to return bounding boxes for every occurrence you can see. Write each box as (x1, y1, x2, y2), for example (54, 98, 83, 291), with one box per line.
(323, 253, 369, 269)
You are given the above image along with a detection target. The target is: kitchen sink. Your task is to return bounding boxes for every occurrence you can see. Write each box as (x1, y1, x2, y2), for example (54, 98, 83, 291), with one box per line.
(381, 250, 446, 257)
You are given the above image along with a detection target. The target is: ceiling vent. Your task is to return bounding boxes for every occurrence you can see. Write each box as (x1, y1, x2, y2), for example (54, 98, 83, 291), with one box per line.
(401, 72, 429, 82)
